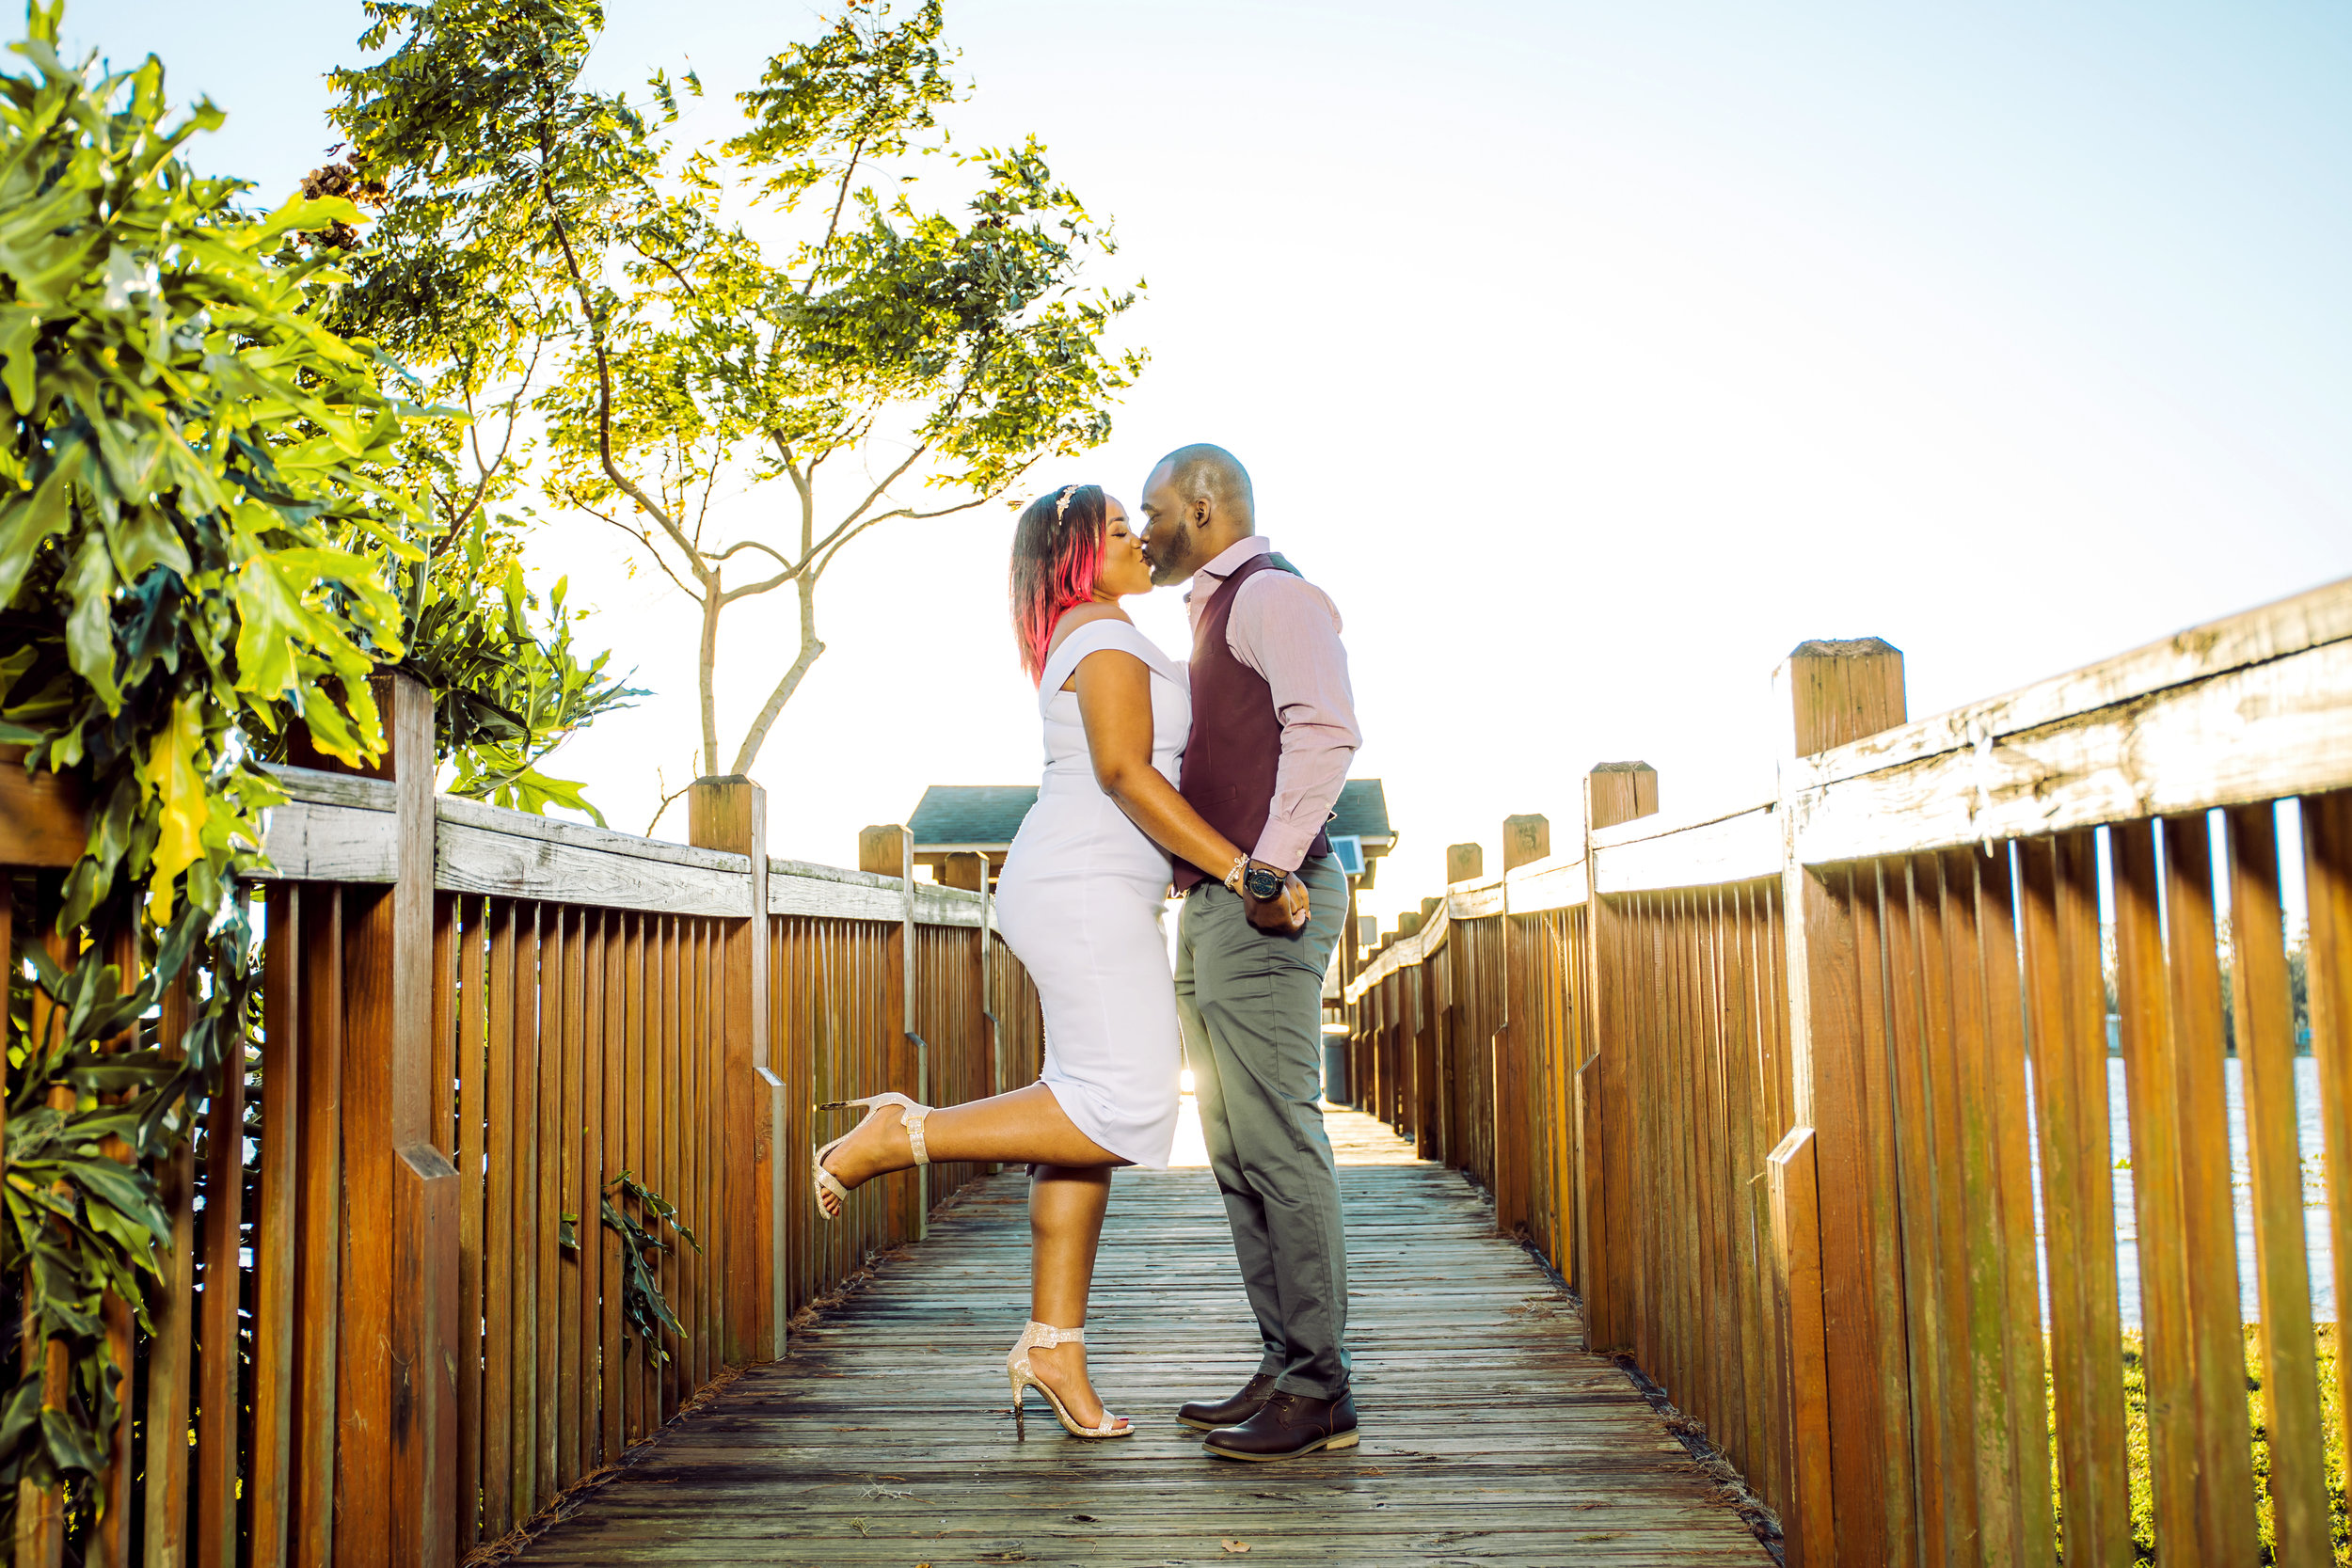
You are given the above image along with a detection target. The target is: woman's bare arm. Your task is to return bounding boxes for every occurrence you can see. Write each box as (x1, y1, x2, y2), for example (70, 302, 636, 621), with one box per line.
(1072, 649, 1308, 927)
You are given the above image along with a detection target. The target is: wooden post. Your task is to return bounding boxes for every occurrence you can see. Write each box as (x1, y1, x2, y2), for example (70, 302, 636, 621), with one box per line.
(1772, 638, 1910, 1568)
(1502, 814, 1550, 871)
(857, 825, 904, 877)
(1446, 844, 1484, 885)
(1579, 768, 1655, 1352)
(939, 852, 987, 893)
(337, 672, 460, 1568)
(688, 778, 779, 1363)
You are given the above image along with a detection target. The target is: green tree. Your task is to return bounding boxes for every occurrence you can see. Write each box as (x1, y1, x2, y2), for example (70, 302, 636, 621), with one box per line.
(0, 1, 427, 1512)
(331, 0, 1143, 787)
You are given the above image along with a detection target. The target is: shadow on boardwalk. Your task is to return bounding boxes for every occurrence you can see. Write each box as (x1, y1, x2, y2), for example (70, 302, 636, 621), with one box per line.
(516, 1109, 1772, 1566)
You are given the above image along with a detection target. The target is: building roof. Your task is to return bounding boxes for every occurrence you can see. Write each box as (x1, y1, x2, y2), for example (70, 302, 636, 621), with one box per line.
(908, 777, 1395, 855)
(907, 784, 1038, 849)
(1329, 779, 1394, 848)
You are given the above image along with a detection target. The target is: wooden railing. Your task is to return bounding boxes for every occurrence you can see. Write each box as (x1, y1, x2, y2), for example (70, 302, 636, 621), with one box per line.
(1345, 578, 2352, 1566)
(1, 673, 1040, 1565)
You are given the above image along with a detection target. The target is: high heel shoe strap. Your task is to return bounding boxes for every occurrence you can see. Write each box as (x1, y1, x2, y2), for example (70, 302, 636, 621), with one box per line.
(1019, 1321, 1084, 1350)
(903, 1103, 930, 1167)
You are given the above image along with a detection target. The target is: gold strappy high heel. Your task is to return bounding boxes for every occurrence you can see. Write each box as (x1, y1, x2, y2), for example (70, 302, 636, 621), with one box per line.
(811, 1093, 930, 1221)
(1007, 1322, 1133, 1439)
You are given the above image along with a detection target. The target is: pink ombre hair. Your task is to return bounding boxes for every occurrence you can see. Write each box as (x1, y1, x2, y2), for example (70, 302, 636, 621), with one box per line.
(1009, 483, 1107, 684)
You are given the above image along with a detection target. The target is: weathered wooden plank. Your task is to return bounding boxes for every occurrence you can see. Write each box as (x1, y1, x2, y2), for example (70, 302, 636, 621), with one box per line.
(1799, 574, 2352, 789)
(1794, 638, 2352, 863)
(265, 764, 399, 812)
(437, 820, 748, 919)
(1590, 804, 1779, 895)
(257, 798, 400, 883)
(437, 795, 746, 874)
(767, 857, 987, 927)
(516, 1112, 1771, 1566)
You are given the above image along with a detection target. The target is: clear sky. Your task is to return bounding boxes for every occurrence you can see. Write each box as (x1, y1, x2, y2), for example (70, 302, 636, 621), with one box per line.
(62, 0, 2352, 927)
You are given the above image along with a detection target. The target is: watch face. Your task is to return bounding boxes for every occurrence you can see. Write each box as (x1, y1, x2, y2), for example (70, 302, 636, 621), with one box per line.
(1243, 868, 1283, 900)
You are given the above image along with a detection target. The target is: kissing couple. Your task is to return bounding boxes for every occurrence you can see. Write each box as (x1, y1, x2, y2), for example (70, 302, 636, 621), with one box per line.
(810, 442, 1360, 1462)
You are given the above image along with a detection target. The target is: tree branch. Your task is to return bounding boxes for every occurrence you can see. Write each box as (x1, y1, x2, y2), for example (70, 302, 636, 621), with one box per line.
(727, 575, 825, 776)
(802, 135, 866, 302)
(535, 99, 710, 592)
(566, 488, 707, 603)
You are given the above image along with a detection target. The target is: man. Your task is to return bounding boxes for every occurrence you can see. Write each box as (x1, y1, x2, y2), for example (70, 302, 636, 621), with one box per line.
(1137, 443, 1360, 1462)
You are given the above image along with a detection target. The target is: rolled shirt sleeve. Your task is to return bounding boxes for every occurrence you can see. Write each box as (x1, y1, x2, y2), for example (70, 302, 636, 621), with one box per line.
(1226, 569, 1362, 871)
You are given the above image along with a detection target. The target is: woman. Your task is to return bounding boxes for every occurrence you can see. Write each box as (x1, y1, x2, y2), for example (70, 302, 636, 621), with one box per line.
(811, 483, 1307, 1440)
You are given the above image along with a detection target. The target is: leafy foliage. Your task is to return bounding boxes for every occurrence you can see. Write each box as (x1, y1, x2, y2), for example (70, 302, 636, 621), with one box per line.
(0, 0, 431, 1507)
(559, 1168, 701, 1365)
(332, 0, 1144, 780)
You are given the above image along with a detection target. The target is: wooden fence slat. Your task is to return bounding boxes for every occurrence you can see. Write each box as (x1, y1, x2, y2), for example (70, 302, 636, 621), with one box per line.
(513, 905, 543, 1517)
(454, 895, 486, 1551)
(2222, 804, 2329, 1564)
(2156, 813, 2261, 1566)
(601, 915, 628, 1459)
(291, 888, 343, 1568)
(1769, 1126, 1835, 1568)
(557, 910, 584, 1492)
(2018, 832, 2130, 1568)
(576, 911, 605, 1475)
(482, 899, 516, 1537)
(533, 909, 563, 1513)
(2112, 822, 2200, 1555)
(626, 915, 649, 1440)
(1973, 847, 2058, 1564)
(251, 885, 303, 1568)
(194, 962, 246, 1568)
(2306, 791, 2352, 1513)
(142, 968, 197, 1568)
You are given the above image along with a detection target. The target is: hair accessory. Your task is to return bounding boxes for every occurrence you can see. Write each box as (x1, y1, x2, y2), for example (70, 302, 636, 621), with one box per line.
(1053, 484, 1078, 522)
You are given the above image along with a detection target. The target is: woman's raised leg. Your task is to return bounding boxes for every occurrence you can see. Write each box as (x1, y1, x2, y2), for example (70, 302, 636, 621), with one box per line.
(820, 1083, 1120, 1186)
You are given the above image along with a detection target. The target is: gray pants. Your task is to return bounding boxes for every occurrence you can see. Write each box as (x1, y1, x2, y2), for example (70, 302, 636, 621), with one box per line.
(1175, 856, 1352, 1400)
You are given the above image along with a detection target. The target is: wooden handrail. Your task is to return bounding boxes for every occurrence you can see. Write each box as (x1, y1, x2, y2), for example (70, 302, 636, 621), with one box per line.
(1, 687, 1043, 1564)
(1338, 570, 2352, 1568)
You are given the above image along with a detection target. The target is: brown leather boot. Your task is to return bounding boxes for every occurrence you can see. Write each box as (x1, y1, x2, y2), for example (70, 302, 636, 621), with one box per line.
(1200, 1389, 1359, 1461)
(1176, 1373, 1278, 1432)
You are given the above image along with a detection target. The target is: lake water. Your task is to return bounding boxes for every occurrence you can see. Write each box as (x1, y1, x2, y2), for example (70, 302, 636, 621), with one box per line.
(2051, 1056, 2334, 1328)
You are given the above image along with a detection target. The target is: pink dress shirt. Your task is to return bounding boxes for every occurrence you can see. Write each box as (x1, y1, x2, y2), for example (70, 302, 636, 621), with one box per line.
(1183, 537, 1362, 872)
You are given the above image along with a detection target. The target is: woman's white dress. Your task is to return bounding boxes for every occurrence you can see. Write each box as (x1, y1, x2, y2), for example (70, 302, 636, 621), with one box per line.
(992, 619, 1188, 1168)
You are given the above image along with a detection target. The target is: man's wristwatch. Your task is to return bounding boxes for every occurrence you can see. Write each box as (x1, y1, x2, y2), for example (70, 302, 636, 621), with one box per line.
(1241, 863, 1286, 902)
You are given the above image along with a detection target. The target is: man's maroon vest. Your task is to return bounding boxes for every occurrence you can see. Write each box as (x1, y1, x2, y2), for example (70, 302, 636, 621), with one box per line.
(1172, 552, 1332, 891)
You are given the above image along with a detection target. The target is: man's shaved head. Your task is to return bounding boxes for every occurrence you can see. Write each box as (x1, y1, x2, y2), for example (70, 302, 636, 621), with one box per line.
(1137, 442, 1256, 587)
(1154, 443, 1254, 531)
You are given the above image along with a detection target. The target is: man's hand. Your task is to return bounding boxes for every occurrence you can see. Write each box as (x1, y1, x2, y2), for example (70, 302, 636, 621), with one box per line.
(1244, 870, 1311, 933)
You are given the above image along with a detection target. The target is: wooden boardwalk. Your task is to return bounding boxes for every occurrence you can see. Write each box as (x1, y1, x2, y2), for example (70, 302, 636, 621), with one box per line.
(516, 1110, 1772, 1566)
